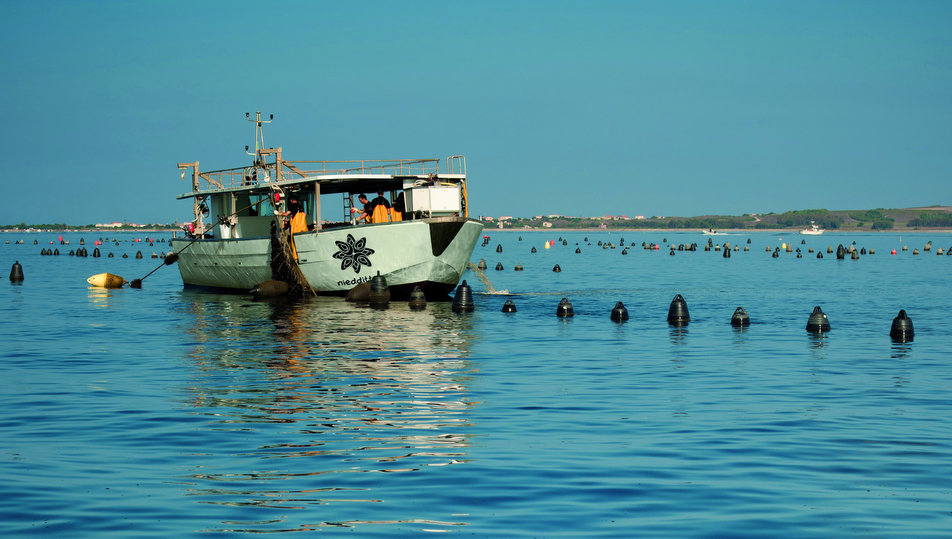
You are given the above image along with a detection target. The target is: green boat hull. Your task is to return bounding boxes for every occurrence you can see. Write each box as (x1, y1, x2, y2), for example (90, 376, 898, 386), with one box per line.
(171, 218, 483, 297)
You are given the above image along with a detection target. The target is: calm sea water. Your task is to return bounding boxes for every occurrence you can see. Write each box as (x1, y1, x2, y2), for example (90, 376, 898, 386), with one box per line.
(2, 230, 951, 537)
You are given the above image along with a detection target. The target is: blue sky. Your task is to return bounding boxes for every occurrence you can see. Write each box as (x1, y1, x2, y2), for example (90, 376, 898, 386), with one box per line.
(2, 1, 950, 224)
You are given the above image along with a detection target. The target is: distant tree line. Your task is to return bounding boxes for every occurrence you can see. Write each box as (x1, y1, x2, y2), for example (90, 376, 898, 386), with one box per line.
(847, 209, 895, 230)
(772, 209, 842, 229)
(909, 211, 952, 228)
(597, 217, 750, 229)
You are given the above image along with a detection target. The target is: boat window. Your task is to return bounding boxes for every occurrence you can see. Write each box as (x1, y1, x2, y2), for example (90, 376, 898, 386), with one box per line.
(253, 194, 275, 215)
(235, 194, 253, 216)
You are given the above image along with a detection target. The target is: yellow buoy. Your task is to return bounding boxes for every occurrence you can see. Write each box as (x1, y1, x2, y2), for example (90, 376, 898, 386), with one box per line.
(87, 272, 127, 288)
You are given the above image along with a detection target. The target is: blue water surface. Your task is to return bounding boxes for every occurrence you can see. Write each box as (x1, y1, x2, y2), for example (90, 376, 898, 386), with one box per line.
(1, 230, 951, 537)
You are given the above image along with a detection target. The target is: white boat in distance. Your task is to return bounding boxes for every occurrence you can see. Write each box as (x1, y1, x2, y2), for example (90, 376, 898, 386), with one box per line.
(171, 113, 483, 298)
(800, 221, 825, 235)
(702, 229, 725, 235)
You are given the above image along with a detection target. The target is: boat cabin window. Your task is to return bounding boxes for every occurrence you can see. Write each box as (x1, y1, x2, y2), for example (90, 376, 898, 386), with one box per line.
(235, 194, 254, 216)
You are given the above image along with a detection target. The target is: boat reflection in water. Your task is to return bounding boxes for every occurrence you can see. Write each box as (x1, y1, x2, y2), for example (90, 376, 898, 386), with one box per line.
(172, 292, 477, 533)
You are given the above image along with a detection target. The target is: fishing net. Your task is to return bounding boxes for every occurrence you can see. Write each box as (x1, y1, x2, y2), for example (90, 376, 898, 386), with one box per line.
(270, 220, 315, 297)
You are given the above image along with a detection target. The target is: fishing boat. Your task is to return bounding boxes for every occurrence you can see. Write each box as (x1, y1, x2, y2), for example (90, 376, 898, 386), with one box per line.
(170, 113, 483, 298)
(800, 221, 824, 235)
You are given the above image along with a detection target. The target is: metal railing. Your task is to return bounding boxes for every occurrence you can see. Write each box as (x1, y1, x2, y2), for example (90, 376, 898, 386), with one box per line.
(189, 158, 453, 192)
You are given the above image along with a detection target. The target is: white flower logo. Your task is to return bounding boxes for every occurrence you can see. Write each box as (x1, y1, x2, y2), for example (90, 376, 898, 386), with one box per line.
(332, 234, 374, 273)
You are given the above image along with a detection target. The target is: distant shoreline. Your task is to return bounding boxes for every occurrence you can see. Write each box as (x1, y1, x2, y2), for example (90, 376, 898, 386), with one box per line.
(489, 227, 952, 234)
(1, 228, 177, 234)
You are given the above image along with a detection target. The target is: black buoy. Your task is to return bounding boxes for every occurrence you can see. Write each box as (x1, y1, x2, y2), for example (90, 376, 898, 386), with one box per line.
(730, 306, 750, 327)
(531, 247, 537, 253)
(477, 259, 487, 270)
(562, 240, 567, 246)
(250, 280, 289, 299)
(552, 264, 561, 272)
(514, 263, 523, 271)
(889, 309, 914, 342)
(621, 249, 628, 255)
(851, 250, 859, 260)
(93, 247, 101, 258)
(368, 272, 390, 308)
(9, 261, 24, 282)
(495, 262, 504, 270)
(135, 250, 143, 259)
(575, 248, 581, 254)
(518, 236, 522, 241)
(122, 253, 128, 258)
(723, 245, 730, 258)
(610, 301, 628, 322)
(556, 297, 574, 317)
(108, 252, 114, 258)
(408, 285, 427, 310)
(817, 252, 823, 259)
(836, 245, 846, 259)
(667, 294, 690, 326)
(496, 244, 502, 253)
(452, 280, 474, 312)
(501, 299, 517, 313)
(806, 306, 831, 333)
(889, 309, 916, 342)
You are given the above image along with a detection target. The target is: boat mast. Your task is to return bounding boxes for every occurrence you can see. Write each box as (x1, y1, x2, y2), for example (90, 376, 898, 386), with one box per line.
(246, 111, 272, 168)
